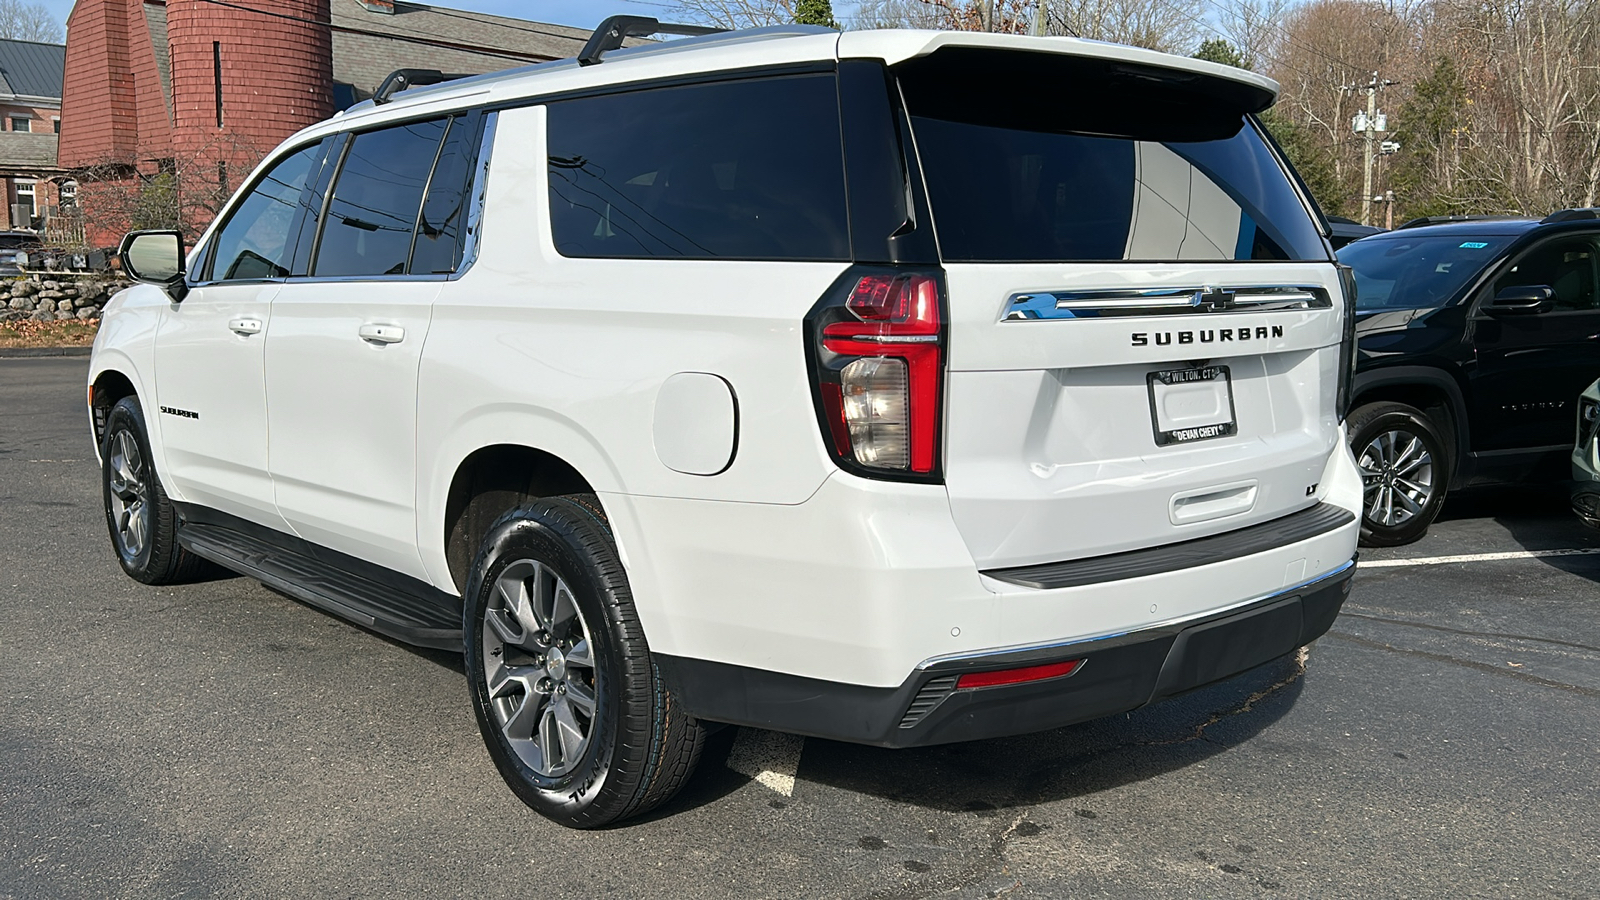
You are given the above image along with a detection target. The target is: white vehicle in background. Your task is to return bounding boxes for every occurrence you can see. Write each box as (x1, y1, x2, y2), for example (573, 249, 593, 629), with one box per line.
(89, 18, 1362, 828)
(1571, 379, 1600, 527)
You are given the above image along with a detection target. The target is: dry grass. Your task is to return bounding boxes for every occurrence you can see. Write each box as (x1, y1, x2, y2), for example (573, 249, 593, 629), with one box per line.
(0, 318, 100, 348)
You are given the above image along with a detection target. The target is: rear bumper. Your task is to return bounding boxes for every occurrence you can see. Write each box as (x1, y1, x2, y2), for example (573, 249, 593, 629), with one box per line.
(657, 558, 1354, 747)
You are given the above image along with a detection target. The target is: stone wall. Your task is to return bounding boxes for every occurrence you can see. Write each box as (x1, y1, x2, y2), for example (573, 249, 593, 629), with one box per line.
(0, 276, 132, 323)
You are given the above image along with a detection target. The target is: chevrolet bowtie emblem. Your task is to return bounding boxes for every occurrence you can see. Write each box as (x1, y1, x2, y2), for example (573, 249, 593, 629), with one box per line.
(1197, 287, 1236, 311)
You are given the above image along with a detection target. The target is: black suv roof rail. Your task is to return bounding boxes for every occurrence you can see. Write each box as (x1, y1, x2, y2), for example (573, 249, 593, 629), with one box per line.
(373, 68, 473, 105)
(578, 16, 727, 67)
(1395, 214, 1529, 230)
(1542, 208, 1600, 224)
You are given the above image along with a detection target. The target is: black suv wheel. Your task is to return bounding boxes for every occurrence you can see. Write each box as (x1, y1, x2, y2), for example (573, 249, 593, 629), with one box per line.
(1349, 401, 1450, 547)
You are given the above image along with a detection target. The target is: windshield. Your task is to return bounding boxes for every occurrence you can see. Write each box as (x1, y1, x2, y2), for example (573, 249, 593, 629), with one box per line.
(1338, 234, 1515, 310)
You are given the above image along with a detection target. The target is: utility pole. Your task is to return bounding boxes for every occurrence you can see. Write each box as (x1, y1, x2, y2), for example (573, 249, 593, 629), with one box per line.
(1346, 72, 1399, 226)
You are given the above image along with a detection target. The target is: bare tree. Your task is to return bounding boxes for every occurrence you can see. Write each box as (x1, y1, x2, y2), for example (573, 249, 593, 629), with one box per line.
(72, 130, 268, 249)
(0, 0, 61, 42)
(853, 0, 948, 28)
(1034, 0, 1203, 50)
(674, 0, 800, 28)
(1212, 0, 1292, 70)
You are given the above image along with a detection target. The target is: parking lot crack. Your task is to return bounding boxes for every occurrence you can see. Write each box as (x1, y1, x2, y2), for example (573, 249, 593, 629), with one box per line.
(1339, 610, 1600, 654)
(1145, 646, 1310, 746)
(1326, 632, 1600, 697)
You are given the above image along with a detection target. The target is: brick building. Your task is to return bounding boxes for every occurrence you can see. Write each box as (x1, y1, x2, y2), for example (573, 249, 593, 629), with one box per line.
(0, 38, 68, 233)
(58, 0, 592, 247)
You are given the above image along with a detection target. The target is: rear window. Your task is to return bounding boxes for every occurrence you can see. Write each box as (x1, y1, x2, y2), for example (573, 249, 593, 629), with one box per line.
(1338, 234, 1514, 310)
(545, 74, 850, 261)
(898, 50, 1327, 263)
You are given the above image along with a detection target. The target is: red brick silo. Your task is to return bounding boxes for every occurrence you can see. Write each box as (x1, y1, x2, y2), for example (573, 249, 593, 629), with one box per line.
(166, 0, 334, 196)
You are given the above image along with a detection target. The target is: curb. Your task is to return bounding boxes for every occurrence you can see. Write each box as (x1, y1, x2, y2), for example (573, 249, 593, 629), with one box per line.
(0, 346, 93, 358)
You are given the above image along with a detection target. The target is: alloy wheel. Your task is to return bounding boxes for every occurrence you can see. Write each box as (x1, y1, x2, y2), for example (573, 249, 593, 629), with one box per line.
(106, 428, 150, 561)
(480, 559, 598, 778)
(1357, 428, 1435, 527)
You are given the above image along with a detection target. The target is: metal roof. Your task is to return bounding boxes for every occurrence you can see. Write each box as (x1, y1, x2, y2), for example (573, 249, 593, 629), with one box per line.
(0, 38, 65, 101)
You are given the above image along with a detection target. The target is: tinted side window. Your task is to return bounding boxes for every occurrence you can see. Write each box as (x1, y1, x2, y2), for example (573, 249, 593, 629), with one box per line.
(314, 118, 447, 277)
(209, 143, 321, 281)
(411, 115, 481, 275)
(546, 74, 849, 261)
(1496, 236, 1599, 310)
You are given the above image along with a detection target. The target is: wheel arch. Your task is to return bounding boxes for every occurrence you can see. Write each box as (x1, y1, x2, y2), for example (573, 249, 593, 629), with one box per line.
(437, 443, 605, 595)
(1351, 366, 1470, 485)
(88, 362, 144, 459)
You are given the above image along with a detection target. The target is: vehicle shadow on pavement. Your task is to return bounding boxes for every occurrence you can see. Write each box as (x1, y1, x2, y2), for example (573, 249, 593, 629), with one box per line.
(1439, 484, 1600, 577)
(653, 650, 1309, 821)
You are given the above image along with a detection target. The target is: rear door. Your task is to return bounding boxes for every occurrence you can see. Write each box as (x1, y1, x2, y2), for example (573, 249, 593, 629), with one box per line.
(895, 49, 1345, 570)
(265, 114, 482, 580)
(1468, 232, 1600, 451)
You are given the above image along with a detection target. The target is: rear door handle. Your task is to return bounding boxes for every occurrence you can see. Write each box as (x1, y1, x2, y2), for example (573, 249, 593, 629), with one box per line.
(358, 323, 405, 344)
(228, 317, 263, 336)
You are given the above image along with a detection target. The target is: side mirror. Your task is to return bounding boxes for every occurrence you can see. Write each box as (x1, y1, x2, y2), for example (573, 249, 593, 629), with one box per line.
(1487, 284, 1553, 314)
(118, 230, 188, 302)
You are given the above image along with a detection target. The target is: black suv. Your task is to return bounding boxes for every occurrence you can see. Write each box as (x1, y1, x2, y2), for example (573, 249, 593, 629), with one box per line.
(1338, 209, 1600, 545)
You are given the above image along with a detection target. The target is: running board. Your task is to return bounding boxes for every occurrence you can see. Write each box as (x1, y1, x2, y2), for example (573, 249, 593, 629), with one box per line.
(176, 519, 463, 651)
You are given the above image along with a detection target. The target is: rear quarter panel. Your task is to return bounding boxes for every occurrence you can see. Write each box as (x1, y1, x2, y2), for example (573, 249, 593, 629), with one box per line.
(415, 103, 848, 590)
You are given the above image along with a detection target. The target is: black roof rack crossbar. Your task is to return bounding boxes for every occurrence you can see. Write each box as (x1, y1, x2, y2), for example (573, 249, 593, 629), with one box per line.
(373, 68, 474, 106)
(578, 15, 727, 67)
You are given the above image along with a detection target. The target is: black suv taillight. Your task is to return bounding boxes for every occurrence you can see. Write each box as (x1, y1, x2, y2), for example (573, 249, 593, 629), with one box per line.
(805, 266, 947, 482)
(1580, 397, 1600, 448)
(1336, 263, 1359, 422)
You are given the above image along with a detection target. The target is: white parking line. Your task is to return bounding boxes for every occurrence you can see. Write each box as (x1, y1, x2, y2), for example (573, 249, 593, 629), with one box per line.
(725, 728, 805, 797)
(1362, 548, 1600, 568)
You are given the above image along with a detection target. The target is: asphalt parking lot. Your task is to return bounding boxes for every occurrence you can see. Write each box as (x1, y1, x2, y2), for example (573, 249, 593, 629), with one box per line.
(3, 356, 1598, 899)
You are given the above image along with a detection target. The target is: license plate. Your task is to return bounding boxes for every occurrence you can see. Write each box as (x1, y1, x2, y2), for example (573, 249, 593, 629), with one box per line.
(1147, 366, 1236, 446)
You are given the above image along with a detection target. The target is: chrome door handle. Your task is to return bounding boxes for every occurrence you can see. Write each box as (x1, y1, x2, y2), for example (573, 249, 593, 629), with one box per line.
(358, 323, 405, 344)
(228, 317, 263, 336)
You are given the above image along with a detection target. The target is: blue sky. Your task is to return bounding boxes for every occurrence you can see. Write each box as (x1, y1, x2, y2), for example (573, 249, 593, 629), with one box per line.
(38, 1, 704, 35)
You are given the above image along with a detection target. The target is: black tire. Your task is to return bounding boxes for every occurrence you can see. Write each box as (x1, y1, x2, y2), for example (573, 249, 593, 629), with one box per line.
(1348, 401, 1451, 547)
(463, 495, 705, 828)
(100, 396, 215, 584)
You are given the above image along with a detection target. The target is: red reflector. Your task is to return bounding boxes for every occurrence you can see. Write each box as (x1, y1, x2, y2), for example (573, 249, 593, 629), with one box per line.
(819, 381, 853, 457)
(956, 659, 1084, 689)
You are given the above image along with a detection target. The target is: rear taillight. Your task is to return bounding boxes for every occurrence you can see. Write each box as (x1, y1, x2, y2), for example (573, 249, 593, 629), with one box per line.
(1336, 264, 1358, 422)
(1579, 397, 1599, 447)
(806, 268, 946, 481)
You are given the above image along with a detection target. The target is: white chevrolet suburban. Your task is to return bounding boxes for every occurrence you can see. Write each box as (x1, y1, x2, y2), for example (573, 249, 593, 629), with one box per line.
(90, 20, 1362, 827)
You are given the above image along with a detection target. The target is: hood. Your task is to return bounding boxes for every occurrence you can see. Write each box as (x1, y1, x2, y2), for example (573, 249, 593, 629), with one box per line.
(1355, 306, 1432, 336)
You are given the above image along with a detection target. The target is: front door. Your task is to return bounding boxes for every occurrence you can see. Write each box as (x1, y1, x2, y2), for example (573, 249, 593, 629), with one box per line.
(1469, 232, 1600, 451)
(153, 141, 326, 529)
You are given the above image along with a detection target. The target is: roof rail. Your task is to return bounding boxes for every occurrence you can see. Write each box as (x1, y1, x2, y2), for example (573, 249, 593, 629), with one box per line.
(578, 15, 727, 67)
(1542, 208, 1600, 224)
(1395, 214, 1527, 230)
(373, 68, 473, 105)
